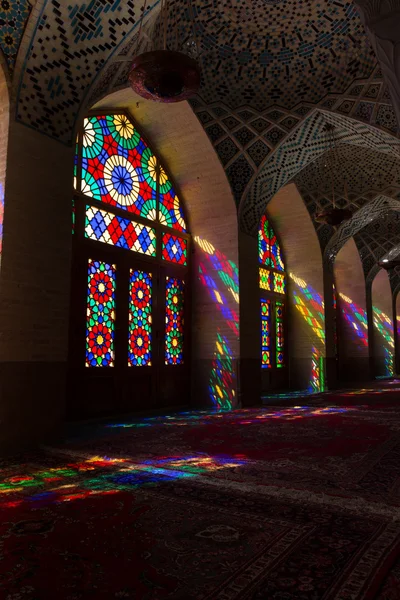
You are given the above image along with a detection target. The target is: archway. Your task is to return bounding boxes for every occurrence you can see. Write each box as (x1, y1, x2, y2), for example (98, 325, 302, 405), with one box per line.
(83, 90, 239, 412)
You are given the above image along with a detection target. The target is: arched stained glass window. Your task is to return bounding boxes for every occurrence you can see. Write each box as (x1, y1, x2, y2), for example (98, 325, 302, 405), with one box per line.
(258, 215, 287, 371)
(70, 111, 190, 417)
(79, 114, 186, 232)
(259, 215, 284, 272)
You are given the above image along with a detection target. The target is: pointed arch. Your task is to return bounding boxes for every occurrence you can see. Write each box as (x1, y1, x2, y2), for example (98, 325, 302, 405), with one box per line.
(324, 196, 400, 265)
(78, 112, 187, 235)
(258, 215, 285, 272)
(240, 110, 400, 237)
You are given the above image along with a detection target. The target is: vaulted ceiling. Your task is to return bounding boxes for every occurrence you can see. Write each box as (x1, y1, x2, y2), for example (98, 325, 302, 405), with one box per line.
(3, 0, 400, 291)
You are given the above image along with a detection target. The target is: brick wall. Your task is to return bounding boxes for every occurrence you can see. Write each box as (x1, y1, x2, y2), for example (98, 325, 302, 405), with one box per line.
(267, 184, 326, 391)
(0, 121, 73, 452)
(95, 91, 239, 408)
(334, 238, 370, 382)
(371, 269, 394, 377)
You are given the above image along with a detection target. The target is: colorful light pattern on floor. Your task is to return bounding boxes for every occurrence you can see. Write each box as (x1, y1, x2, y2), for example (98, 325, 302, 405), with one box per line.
(0, 454, 248, 509)
(106, 406, 354, 429)
(339, 293, 368, 348)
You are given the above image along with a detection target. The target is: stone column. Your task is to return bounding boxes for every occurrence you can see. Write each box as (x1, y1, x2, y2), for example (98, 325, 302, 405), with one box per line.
(0, 120, 73, 453)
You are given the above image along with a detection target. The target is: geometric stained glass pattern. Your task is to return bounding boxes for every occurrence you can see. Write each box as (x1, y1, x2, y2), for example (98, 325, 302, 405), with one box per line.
(86, 260, 116, 368)
(276, 301, 285, 368)
(81, 114, 158, 219)
(259, 267, 271, 291)
(158, 165, 187, 233)
(261, 299, 271, 369)
(85, 206, 156, 256)
(273, 273, 286, 295)
(129, 270, 152, 367)
(258, 215, 285, 271)
(165, 276, 184, 365)
(162, 233, 188, 265)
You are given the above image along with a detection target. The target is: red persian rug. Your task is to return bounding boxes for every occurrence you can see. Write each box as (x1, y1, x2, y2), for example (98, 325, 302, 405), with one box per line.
(1, 399, 400, 598)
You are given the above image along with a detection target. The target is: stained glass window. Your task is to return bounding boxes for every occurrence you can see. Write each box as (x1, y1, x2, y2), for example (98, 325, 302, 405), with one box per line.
(75, 112, 190, 372)
(162, 233, 188, 265)
(85, 205, 156, 256)
(276, 301, 284, 367)
(129, 270, 152, 367)
(273, 273, 285, 295)
(165, 277, 184, 365)
(259, 268, 271, 291)
(261, 299, 271, 368)
(86, 260, 116, 367)
(159, 166, 187, 232)
(81, 114, 158, 219)
(258, 215, 284, 271)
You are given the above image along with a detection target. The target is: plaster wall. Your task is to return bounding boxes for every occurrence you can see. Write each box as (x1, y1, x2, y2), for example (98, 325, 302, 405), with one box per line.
(334, 238, 370, 382)
(267, 184, 325, 392)
(372, 269, 394, 377)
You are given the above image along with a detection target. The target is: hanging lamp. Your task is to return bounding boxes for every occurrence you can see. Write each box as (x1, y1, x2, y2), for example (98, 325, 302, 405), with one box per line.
(129, 0, 201, 102)
(314, 124, 353, 227)
(378, 258, 400, 270)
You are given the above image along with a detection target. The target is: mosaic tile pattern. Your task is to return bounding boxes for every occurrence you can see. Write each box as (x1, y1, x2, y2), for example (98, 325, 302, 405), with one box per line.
(205, 123, 226, 144)
(356, 211, 400, 277)
(247, 140, 270, 167)
(17, 0, 377, 139)
(324, 196, 400, 264)
(216, 137, 239, 167)
(234, 127, 256, 147)
(17, 0, 150, 141)
(241, 110, 400, 237)
(0, 0, 31, 71)
(264, 126, 286, 147)
(249, 118, 270, 134)
(226, 155, 254, 206)
(375, 105, 398, 134)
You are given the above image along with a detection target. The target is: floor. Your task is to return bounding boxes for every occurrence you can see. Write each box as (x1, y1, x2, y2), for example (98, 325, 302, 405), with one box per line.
(1, 382, 400, 599)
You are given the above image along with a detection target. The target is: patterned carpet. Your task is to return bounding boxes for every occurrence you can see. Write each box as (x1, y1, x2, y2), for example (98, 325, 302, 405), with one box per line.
(1, 387, 400, 598)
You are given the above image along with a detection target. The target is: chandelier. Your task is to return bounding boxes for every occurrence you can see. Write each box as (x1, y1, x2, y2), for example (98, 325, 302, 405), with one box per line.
(129, 0, 201, 102)
(314, 124, 353, 227)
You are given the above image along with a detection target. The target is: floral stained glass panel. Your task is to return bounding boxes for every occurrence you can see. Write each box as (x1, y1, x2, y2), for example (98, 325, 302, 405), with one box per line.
(81, 115, 157, 219)
(259, 267, 271, 291)
(258, 215, 284, 271)
(86, 260, 116, 367)
(85, 206, 156, 256)
(273, 273, 285, 295)
(129, 270, 152, 366)
(165, 277, 184, 365)
(162, 233, 188, 265)
(276, 301, 285, 367)
(158, 165, 187, 233)
(261, 299, 271, 368)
